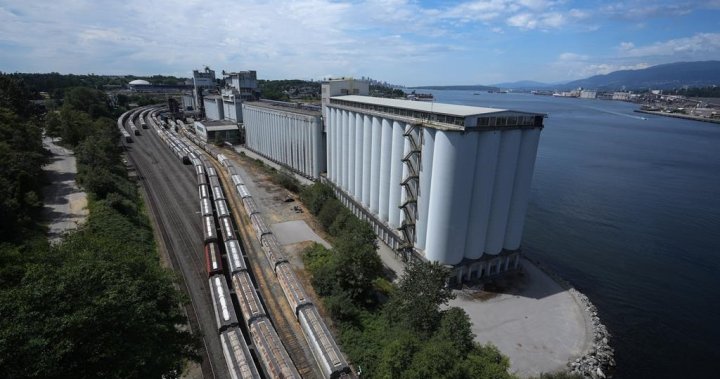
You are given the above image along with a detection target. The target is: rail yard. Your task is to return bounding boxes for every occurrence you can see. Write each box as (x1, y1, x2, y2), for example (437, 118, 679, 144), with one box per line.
(118, 106, 352, 379)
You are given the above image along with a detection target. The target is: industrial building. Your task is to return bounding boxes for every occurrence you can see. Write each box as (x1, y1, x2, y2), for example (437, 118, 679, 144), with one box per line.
(237, 77, 544, 284)
(242, 100, 325, 178)
(194, 120, 241, 144)
(324, 94, 544, 285)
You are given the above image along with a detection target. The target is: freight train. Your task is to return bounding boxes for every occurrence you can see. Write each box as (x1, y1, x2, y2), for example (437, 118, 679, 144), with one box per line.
(129, 106, 353, 379)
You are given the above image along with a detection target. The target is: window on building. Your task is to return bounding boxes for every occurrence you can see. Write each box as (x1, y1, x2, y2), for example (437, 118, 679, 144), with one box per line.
(507, 116, 518, 126)
(478, 117, 490, 126)
(496, 117, 507, 126)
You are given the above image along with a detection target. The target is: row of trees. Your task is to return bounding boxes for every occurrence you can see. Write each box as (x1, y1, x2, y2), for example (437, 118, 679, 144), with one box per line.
(300, 183, 515, 378)
(2, 72, 186, 99)
(0, 75, 198, 378)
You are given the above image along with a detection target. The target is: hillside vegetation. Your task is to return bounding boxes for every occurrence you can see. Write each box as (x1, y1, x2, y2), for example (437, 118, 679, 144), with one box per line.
(0, 75, 199, 378)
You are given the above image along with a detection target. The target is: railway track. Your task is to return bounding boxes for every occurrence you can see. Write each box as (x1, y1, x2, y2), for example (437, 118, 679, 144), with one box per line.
(122, 111, 229, 379)
(206, 149, 320, 378)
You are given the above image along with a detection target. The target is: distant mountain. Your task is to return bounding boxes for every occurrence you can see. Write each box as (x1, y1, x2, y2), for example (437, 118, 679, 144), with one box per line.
(562, 61, 720, 90)
(409, 84, 499, 91)
(491, 80, 556, 89)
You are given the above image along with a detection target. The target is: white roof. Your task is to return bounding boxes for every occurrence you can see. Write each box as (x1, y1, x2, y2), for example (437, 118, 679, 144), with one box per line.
(331, 95, 517, 117)
(129, 79, 150, 85)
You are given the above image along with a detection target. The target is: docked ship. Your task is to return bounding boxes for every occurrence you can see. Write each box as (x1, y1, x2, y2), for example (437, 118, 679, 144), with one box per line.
(406, 90, 434, 101)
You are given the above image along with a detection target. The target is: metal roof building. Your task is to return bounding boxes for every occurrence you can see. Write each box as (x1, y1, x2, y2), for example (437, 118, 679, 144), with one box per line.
(325, 95, 545, 285)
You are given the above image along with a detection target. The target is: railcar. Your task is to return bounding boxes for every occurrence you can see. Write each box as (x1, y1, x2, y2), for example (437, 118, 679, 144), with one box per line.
(231, 174, 244, 187)
(250, 213, 271, 241)
(237, 184, 251, 199)
(219, 215, 236, 242)
(232, 271, 267, 325)
(220, 327, 261, 379)
(224, 239, 247, 274)
(275, 262, 312, 315)
(248, 317, 301, 379)
(209, 275, 238, 331)
(259, 234, 288, 269)
(212, 185, 225, 201)
(242, 197, 259, 218)
(205, 242, 224, 277)
(199, 184, 209, 199)
(215, 199, 230, 218)
(203, 215, 218, 243)
(200, 197, 213, 217)
(298, 306, 351, 379)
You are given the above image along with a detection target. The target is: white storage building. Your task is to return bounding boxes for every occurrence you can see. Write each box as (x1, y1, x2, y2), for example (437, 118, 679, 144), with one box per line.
(242, 101, 325, 179)
(325, 95, 544, 284)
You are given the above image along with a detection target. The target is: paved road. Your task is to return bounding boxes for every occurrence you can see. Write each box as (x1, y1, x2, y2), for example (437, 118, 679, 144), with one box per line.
(122, 120, 229, 379)
(41, 136, 88, 243)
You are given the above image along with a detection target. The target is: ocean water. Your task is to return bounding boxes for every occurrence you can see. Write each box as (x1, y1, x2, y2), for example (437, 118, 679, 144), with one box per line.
(426, 90, 720, 378)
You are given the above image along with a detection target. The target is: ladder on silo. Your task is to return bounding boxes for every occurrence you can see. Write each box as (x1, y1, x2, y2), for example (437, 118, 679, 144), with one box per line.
(398, 122, 422, 261)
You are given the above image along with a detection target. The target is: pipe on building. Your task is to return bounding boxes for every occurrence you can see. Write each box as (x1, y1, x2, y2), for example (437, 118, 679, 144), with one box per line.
(362, 115, 372, 207)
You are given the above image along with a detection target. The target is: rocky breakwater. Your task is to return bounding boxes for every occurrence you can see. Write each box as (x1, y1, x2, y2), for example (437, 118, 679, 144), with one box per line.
(526, 257, 615, 378)
(568, 288, 615, 379)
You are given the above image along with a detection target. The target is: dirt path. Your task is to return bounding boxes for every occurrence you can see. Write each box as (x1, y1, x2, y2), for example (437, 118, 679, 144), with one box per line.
(41, 136, 88, 243)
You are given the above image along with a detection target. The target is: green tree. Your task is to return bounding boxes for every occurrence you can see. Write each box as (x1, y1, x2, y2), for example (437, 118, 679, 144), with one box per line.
(0, 242, 199, 379)
(385, 260, 454, 334)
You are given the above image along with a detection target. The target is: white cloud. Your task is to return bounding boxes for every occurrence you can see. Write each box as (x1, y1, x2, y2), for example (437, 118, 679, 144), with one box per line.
(617, 33, 720, 58)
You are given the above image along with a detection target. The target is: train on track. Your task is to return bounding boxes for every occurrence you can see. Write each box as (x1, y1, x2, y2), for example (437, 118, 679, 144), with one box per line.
(120, 106, 353, 379)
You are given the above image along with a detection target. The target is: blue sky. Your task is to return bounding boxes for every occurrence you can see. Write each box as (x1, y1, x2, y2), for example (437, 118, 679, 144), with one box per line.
(1, 0, 719, 86)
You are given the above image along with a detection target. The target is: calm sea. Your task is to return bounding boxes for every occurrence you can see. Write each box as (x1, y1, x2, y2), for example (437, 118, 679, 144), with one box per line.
(425, 90, 720, 378)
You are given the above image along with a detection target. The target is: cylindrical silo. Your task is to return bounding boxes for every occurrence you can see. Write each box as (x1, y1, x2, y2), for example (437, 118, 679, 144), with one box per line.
(378, 118, 393, 222)
(327, 109, 334, 180)
(484, 130, 522, 254)
(415, 127, 435, 250)
(463, 131, 501, 259)
(362, 115, 372, 206)
(341, 110, 349, 190)
(334, 108, 341, 185)
(354, 114, 363, 197)
(369, 116, 382, 214)
(348, 113, 356, 197)
(424, 130, 477, 264)
(504, 128, 541, 250)
(388, 121, 404, 228)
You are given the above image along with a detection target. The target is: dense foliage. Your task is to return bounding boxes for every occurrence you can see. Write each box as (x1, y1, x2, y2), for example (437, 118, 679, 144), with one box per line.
(0, 77, 48, 245)
(668, 86, 720, 98)
(258, 79, 321, 101)
(3, 72, 187, 98)
(300, 183, 515, 378)
(370, 84, 406, 98)
(0, 74, 199, 378)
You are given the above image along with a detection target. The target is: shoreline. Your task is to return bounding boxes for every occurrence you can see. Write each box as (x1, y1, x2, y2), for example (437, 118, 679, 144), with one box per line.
(524, 256, 615, 378)
(634, 109, 720, 124)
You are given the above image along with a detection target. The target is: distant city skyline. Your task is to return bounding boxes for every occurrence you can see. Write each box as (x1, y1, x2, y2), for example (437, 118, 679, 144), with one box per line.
(1, 0, 719, 86)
